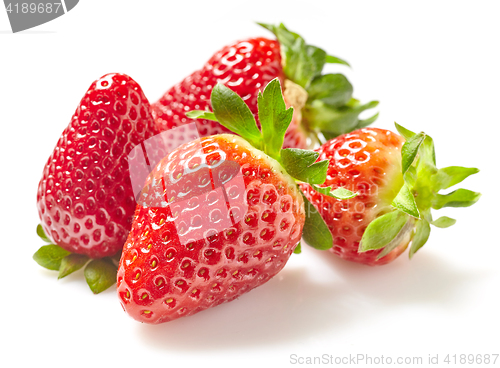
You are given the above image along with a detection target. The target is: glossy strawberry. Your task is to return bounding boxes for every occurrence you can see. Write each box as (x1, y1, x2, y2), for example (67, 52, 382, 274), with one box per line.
(35, 73, 160, 292)
(152, 23, 378, 150)
(117, 133, 305, 323)
(300, 125, 481, 265)
(117, 79, 344, 323)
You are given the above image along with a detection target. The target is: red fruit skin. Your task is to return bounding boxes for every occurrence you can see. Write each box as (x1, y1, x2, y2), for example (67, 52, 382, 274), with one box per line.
(117, 134, 304, 324)
(37, 74, 160, 258)
(300, 128, 408, 266)
(152, 37, 308, 149)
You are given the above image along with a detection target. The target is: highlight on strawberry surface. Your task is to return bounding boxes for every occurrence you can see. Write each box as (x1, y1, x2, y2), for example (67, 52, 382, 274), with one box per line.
(300, 123, 481, 265)
(152, 22, 378, 150)
(117, 78, 355, 324)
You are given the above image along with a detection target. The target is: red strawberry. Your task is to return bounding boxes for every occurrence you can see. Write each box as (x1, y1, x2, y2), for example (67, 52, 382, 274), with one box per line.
(300, 125, 481, 265)
(152, 23, 378, 150)
(117, 79, 344, 323)
(35, 73, 160, 292)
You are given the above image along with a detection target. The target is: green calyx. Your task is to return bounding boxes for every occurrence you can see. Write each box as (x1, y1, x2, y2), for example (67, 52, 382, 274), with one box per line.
(33, 224, 119, 293)
(259, 22, 379, 139)
(359, 123, 481, 259)
(188, 79, 354, 198)
(188, 79, 357, 251)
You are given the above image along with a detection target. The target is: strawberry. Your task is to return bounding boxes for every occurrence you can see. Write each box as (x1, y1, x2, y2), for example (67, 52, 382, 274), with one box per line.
(117, 79, 351, 323)
(34, 73, 160, 293)
(300, 125, 481, 265)
(152, 23, 378, 150)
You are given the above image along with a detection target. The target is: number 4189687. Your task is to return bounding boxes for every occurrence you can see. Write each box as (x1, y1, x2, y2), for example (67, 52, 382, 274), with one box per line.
(5, 3, 63, 14)
(444, 354, 499, 365)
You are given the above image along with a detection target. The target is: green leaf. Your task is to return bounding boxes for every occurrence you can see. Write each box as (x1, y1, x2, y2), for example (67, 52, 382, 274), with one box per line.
(305, 99, 379, 135)
(258, 23, 301, 48)
(257, 78, 294, 160)
(409, 219, 431, 258)
(396, 124, 436, 176)
(359, 210, 409, 252)
(33, 244, 71, 271)
(301, 193, 333, 250)
(325, 54, 350, 67)
(376, 217, 416, 259)
(185, 110, 217, 122)
(281, 148, 328, 184)
(256, 22, 275, 34)
(401, 132, 426, 175)
(394, 122, 416, 140)
(284, 37, 318, 88)
(391, 183, 420, 218)
(211, 83, 262, 148)
(293, 242, 302, 254)
(357, 112, 380, 129)
(58, 253, 90, 279)
(414, 135, 438, 185)
(432, 189, 481, 209)
(311, 184, 357, 199)
(420, 135, 436, 168)
(404, 165, 418, 187)
(274, 23, 300, 48)
(432, 166, 479, 190)
(36, 224, 51, 243)
(306, 45, 327, 81)
(307, 74, 353, 107)
(84, 258, 118, 294)
(260, 22, 325, 88)
(431, 216, 457, 228)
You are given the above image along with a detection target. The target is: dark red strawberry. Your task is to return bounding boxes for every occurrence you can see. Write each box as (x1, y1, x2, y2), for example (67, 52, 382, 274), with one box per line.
(152, 23, 378, 150)
(300, 125, 481, 265)
(117, 79, 347, 323)
(35, 73, 160, 293)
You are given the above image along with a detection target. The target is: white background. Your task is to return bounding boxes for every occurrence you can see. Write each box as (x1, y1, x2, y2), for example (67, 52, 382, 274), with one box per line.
(1, 1, 499, 367)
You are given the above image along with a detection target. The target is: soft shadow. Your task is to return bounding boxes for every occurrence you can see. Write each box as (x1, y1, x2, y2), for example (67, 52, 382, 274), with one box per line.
(136, 266, 349, 351)
(310, 249, 487, 308)
(136, 249, 488, 351)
